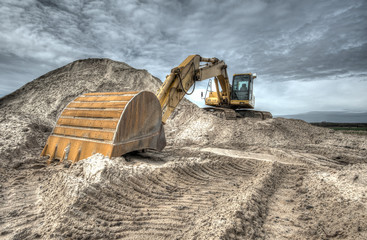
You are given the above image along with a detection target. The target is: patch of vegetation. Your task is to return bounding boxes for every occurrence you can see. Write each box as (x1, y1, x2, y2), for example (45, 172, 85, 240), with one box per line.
(338, 131, 367, 135)
(310, 122, 367, 135)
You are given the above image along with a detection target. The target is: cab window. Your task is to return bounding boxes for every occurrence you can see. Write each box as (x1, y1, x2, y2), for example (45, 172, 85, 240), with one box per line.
(232, 75, 250, 100)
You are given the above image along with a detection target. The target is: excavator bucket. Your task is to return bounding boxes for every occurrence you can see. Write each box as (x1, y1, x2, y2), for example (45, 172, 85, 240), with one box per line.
(41, 91, 166, 163)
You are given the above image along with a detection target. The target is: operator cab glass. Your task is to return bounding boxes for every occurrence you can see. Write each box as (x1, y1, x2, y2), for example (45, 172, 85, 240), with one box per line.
(232, 74, 252, 100)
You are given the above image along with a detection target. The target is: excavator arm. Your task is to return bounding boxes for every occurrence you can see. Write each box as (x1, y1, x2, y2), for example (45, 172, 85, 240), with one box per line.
(156, 55, 230, 123)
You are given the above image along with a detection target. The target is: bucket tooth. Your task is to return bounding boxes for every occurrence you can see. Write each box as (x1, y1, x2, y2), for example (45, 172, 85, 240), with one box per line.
(60, 144, 70, 163)
(41, 144, 48, 156)
(60, 151, 66, 163)
(47, 144, 58, 164)
(74, 148, 82, 163)
(41, 91, 166, 163)
(64, 144, 71, 161)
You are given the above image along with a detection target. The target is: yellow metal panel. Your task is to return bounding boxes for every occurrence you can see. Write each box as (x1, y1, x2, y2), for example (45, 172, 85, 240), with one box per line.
(74, 96, 133, 102)
(230, 99, 254, 108)
(62, 109, 123, 118)
(53, 126, 115, 141)
(233, 73, 252, 76)
(67, 102, 127, 109)
(178, 55, 197, 68)
(84, 91, 139, 96)
(57, 118, 118, 129)
(205, 97, 220, 105)
(42, 135, 114, 163)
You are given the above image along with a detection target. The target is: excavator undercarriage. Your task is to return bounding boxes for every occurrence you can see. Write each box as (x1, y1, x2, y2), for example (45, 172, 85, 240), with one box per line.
(203, 107, 273, 120)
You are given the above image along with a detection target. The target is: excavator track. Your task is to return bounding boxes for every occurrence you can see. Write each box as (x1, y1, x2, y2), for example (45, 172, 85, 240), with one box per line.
(41, 91, 166, 163)
(203, 107, 237, 120)
(203, 107, 272, 120)
(236, 109, 273, 120)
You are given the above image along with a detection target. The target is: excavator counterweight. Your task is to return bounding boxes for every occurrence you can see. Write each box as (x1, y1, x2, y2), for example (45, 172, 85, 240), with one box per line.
(41, 91, 166, 163)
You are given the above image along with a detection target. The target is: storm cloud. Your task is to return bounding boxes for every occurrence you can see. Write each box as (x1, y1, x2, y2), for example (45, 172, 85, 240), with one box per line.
(0, 0, 366, 114)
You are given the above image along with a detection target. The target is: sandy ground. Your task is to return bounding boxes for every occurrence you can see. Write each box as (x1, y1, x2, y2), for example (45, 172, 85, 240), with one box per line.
(0, 59, 366, 239)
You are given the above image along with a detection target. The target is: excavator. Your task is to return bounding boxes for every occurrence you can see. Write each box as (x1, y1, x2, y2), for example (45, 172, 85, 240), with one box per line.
(203, 72, 272, 120)
(41, 55, 272, 163)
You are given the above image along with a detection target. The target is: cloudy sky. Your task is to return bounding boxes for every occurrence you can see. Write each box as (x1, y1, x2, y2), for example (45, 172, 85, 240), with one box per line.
(1, 0, 366, 115)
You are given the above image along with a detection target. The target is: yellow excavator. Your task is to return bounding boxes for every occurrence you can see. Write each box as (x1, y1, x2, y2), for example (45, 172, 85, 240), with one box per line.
(203, 72, 272, 120)
(41, 55, 271, 163)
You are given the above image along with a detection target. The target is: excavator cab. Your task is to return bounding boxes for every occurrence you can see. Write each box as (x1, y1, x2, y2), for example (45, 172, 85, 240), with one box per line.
(230, 73, 255, 108)
(232, 74, 252, 101)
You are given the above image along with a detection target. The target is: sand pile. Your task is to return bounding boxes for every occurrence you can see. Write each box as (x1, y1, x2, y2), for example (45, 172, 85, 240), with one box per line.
(1, 58, 366, 239)
(0, 58, 162, 121)
(167, 104, 331, 148)
(167, 101, 367, 164)
(0, 58, 162, 168)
